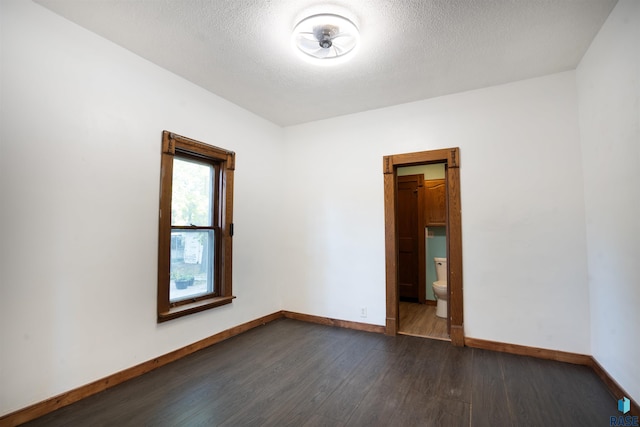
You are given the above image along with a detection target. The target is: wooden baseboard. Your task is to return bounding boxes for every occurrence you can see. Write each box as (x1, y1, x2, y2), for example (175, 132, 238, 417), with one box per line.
(464, 338, 640, 416)
(464, 337, 592, 366)
(0, 311, 285, 427)
(9, 313, 636, 425)
(282, 311, 386, 334)
(591, 357, 639, 417)
(0, 311, 383, 425)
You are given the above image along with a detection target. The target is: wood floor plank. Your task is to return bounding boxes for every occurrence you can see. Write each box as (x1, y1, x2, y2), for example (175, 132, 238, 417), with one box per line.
(346, 364, 414, 426)
(399, 301, 449, 340)
(500, 352, 563, 426)
(395, 392, 471, 427)
(373, 333, 411, 354)
(436, 345, 473, 403)
(313, 347, 392, 422)
(536, 357, 617, 425)
(406, 337, 449, 396)
(195, 324, 346, 425)
(302, 413, 346, 427)
(217, 327, 360, 426)
(471, 348, 514, 427)
(21, 318, 617, 427)
(262, 372, 345, 426)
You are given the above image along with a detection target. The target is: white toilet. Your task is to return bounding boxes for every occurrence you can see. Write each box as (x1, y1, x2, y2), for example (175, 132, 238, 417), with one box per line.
(432, 257, 448, 318)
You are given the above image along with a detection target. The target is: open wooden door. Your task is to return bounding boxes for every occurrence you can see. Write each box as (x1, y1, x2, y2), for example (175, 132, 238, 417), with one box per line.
(397, 174, 425, 304)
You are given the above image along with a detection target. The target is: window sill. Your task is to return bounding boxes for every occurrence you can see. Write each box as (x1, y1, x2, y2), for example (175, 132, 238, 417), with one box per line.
(158, 295, 235, 322)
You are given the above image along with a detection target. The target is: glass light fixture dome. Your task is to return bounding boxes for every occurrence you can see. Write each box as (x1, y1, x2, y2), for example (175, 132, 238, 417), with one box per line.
(291, 14, 359, 64)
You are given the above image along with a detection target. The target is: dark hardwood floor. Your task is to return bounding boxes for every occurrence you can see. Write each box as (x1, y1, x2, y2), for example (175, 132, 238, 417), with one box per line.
(23, 319, 616, 426)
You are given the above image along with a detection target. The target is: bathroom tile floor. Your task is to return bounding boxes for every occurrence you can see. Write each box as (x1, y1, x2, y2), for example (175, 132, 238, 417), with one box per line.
(398, 301, 449, 341)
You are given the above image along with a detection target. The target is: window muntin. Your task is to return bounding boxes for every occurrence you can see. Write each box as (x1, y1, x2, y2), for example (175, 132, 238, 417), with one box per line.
(158, 131, 235, 321)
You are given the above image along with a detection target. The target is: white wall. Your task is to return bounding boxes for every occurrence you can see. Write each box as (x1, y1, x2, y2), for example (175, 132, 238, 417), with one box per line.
(577, 0, 640, 403)
(282, 71, 591, 354)
(0, 0, 284, 415)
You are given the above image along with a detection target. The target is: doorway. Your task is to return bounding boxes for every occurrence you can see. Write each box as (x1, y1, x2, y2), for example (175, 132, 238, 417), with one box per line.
(396, 166, 448, 341)
(382, 148, 464, 346)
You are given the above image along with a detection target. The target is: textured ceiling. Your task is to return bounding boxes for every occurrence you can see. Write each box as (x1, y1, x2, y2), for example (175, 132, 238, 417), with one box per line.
(34, 0, 617, 126)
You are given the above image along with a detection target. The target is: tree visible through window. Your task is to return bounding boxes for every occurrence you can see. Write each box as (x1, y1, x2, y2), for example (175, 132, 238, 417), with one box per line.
(157, 131, 235, 322)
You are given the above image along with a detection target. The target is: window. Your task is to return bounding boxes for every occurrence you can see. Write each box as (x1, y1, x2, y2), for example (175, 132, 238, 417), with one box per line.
(157, 131, 235, 321)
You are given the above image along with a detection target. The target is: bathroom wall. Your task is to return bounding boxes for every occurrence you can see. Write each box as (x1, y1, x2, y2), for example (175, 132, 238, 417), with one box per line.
(397, 163, 445, 179)
(576, 0, 640, 404)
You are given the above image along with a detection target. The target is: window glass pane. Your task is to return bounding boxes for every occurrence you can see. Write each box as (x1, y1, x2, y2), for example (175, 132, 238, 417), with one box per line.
(171, 158, 213, 226)
(170, 230, 214, 302)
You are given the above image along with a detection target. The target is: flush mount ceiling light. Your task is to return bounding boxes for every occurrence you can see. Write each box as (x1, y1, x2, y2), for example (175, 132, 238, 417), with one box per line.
(292, 14, 359, 64)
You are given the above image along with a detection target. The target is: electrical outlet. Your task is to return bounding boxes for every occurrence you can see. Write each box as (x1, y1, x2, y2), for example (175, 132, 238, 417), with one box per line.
(360, 307, 367, 318)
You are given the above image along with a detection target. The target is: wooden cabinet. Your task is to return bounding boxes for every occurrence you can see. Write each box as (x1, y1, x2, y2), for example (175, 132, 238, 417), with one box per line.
(424, 179, 446, 226)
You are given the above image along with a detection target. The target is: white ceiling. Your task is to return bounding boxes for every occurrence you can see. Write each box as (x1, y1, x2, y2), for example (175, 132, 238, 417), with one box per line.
(34, 0, 617, 127)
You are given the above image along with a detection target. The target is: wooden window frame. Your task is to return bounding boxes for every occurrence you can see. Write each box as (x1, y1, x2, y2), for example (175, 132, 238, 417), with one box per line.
(157, 131, 235, 322)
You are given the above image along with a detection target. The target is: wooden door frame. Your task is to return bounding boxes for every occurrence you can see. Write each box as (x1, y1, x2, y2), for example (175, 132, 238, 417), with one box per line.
(383, 148, 464, 346)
